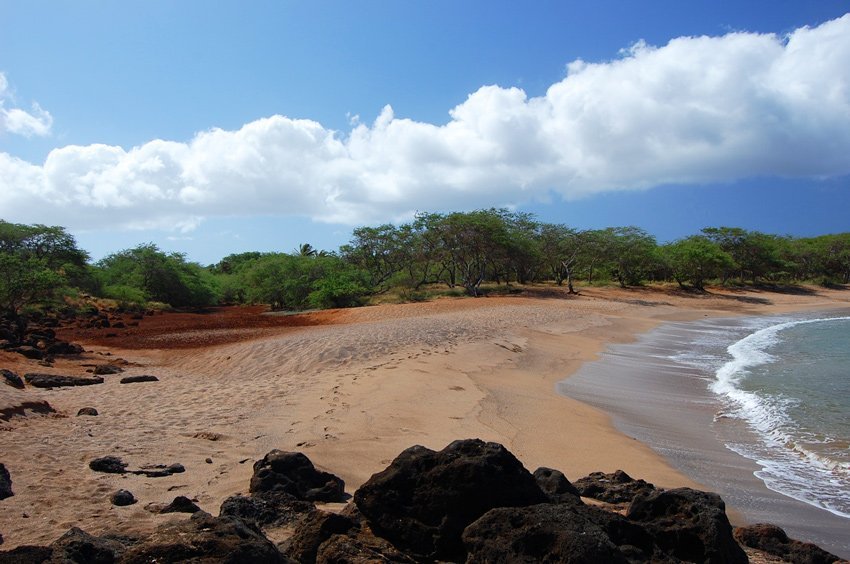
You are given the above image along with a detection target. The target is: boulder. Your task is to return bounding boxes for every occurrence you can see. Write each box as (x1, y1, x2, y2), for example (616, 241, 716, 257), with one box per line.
(159, 495, 201, 514)
(89, 456, 128, 474)
(0, 369, 24, 389)
(48, 526, 128, 563)
(574, 469, 656, 504)
(0, 464, 11, 500)
(77, 407, 99, 416)
(119, 511, 290, 563)
(119, 375, 158, 384)
(463, 503, 629, 563)
(734, 523, 842, 564)
(24, 373, 103, 388)
(626, 487, 747, 564)
(533, 466, 581, 502)
(111, 489, 137, 507)
(219, 491, 314, 529)
(352, 438, 548, 561)
(250, 450, 345, 502)
(283, 510, 356, 564)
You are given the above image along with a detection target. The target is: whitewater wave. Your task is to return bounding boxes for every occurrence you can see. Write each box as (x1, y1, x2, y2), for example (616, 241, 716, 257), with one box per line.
(712, 316, 850, 519)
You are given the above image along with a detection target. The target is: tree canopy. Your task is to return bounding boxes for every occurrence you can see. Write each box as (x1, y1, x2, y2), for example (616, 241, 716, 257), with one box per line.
(3, 214, 849, 314)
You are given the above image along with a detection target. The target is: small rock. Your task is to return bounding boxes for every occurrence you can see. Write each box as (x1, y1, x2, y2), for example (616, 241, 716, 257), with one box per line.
(205, 458, 213, 464)
(574, 469, 656, 504)
(24, 373, 104, 388)
(160, 495, 201, 514)
(0, 463, 12, 500)
(0, 400, 55, 421)
(734, 523, 842, 564)
(119, 375, 159, 384)
(12, 346, 43, 360)
(111, 489, 137, 506)
(533, 466, 581, 502)
(0, 369, 24, 390)
(133, 463, 184, 478)
(77, 407, 99, 416)
(93, 364, 123, 375)
(89, 456, 128, 474)
(193, 431, 223, 441)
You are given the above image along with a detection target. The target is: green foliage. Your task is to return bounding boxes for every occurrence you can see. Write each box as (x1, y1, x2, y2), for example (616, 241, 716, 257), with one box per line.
(308, 263, 370, 309)
(0, 221, 90, 315)
(6, 216, 850, 316)
(0, 254, 63, 316)
(101, 284, 148, 305)
(95, 244, 219, 308)
(663, 236, 735, 290)
(601, 227, 658, 287)
(242, 253, 370, 311)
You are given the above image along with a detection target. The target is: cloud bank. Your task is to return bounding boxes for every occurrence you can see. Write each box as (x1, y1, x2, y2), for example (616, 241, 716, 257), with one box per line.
(1, 15, 849, 231)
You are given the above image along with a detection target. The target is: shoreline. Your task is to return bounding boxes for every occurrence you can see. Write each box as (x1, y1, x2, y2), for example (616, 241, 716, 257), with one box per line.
(559, 308, 850, 559)
(1, 285, 849, 551)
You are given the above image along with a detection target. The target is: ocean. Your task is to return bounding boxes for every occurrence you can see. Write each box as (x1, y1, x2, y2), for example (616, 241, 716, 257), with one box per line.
(709, 314, 850, 520)
(558, 308, 850, 558)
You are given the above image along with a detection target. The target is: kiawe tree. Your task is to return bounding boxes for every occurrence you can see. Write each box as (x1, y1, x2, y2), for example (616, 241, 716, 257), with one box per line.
(663, 236, 734, 291)
(95, 244, 218, 307)
(0, 221, 89, 319)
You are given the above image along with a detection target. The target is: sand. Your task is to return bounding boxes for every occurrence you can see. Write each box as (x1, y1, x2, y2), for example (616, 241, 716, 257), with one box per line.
(1, 285, 848, 549)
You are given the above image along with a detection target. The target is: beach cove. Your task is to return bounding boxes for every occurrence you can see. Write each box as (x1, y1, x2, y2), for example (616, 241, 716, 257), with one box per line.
(1, 285, 849, 557)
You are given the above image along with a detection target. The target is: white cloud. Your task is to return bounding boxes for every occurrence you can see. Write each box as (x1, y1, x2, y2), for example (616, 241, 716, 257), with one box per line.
(0, 73, 53, 137)
(1, 15, 850, 231)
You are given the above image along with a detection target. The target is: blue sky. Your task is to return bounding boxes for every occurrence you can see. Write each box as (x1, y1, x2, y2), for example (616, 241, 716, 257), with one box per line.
(1, 1, 849, 265)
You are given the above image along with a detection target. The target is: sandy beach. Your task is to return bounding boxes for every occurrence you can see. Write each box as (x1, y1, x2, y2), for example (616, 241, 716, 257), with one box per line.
(1, 285, 849, 551)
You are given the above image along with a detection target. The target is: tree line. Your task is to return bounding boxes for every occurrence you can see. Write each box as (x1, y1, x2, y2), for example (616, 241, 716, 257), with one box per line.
(2, 211, 849, 317)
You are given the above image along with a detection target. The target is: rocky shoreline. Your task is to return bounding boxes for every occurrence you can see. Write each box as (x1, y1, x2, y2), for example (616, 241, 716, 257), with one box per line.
(1, 439, 842, 563)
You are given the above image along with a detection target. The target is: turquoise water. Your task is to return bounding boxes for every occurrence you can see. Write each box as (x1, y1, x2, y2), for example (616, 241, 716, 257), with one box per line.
(710, 315, 850, 518)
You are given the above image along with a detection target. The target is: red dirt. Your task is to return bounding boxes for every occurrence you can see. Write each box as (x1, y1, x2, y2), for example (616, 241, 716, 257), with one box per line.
(54, 305, 350, 350)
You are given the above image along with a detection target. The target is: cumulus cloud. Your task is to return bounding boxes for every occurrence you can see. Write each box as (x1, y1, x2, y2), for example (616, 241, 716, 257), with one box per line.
(2, 15, 850, 230)
(0, 73, 53, 137)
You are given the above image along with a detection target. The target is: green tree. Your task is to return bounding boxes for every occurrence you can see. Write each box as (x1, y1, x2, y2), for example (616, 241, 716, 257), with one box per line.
(96, 244, 218, 307)
(432, 209, 512, 296)
(817, 233, 850, 284)
(0, 254, 63, 317)
(538, 223, 583, 293)
(341, 225, 410, 293)
(605, 227, 658, 287)
(0, 221, 89, 317)
(243, 253, 369, 311)
(663, 236, 734, 291)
